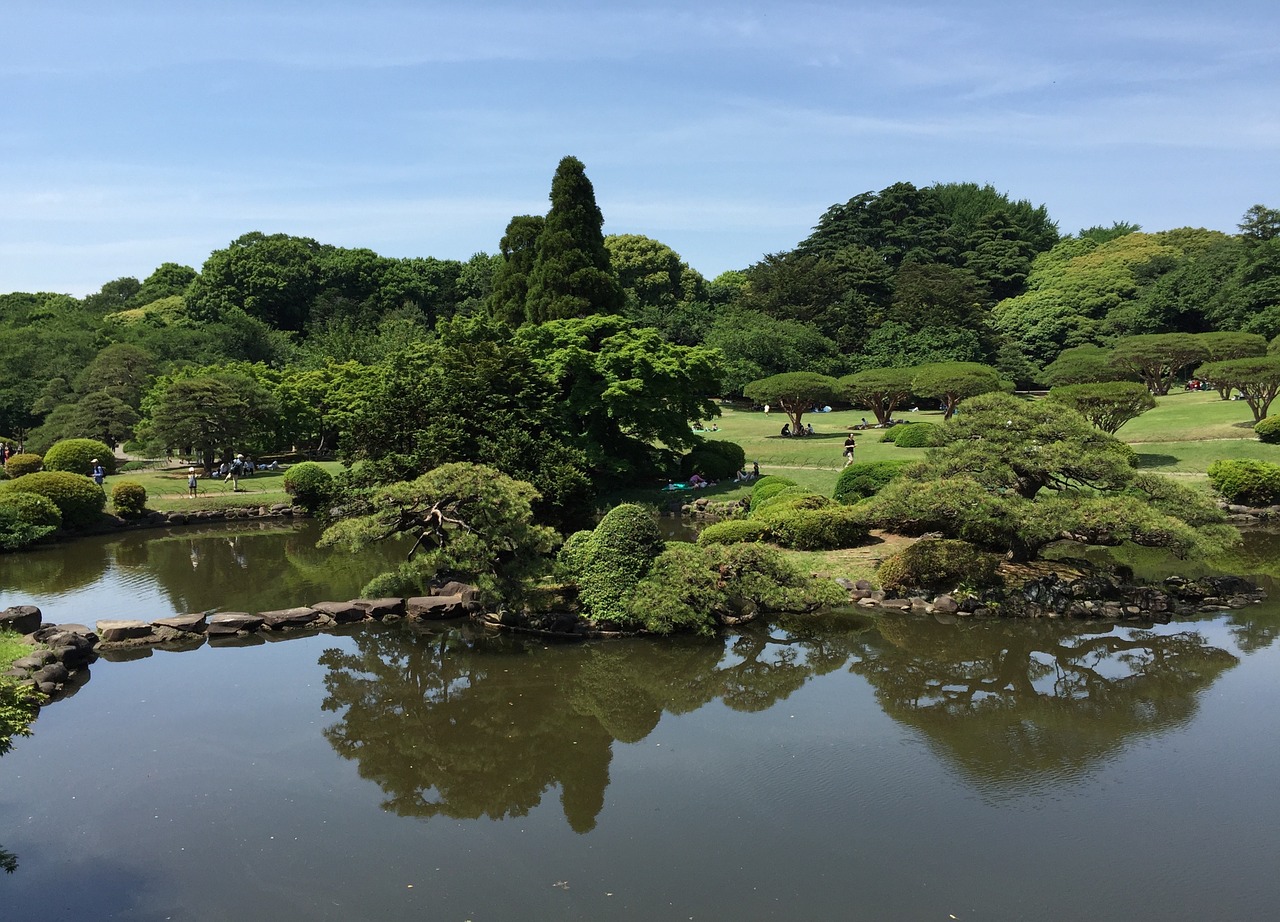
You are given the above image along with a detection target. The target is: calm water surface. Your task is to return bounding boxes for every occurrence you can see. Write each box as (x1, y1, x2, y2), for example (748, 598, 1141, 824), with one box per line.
(2, 524, 1280, 920)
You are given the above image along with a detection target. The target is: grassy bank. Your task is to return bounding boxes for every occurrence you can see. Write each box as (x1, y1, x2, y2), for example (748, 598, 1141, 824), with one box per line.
(104, 461, 347, 514)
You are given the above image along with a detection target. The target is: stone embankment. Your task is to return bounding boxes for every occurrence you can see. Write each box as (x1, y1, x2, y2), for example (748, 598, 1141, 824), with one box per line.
(838, 572, 1265, 620)
(4, 569, 1265, 702)
(1, 581, 486, 700)
(1218, 502, 1280, 526)
(83, 503, 305, 533)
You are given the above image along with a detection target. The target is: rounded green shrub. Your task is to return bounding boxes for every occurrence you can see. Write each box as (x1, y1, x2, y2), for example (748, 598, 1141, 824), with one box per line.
(879, 426, 903, 443)
(4, 471, 106, 529)
(576, 503, 666, 626)
(111, 481, 148, 518)
(697, 519, 769, 546)
(681, 439, 747, 481)
(282, 462, 335, 510)
(751, 490, 833, 521)
(555, 529, 594, 578)
(1207, 458, 1280, 507)
(764, 505, 870, 551)
(42, 439, 116, 476)
(876, 538, 1002, 595)
(1255, 416, 1280, 444)
(5, 453, 43, 478)
(749, 475, 798, 510)
(887, 422, 942, 448)
(834, 460, 912, 504)
(0, 491, 62, 550)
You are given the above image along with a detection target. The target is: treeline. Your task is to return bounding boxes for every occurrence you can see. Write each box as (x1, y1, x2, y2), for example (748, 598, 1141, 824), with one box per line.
(2, 158, 1277, 514)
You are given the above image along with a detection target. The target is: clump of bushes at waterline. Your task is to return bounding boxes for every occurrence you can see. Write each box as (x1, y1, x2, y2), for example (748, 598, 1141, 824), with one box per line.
(557, 502, 844, 635)
(111, 481, 148, 518)
(696, 475, 870, 551)
(283, 461, 335, 512)
(1208, 458, 1280, 506)
(0, 491, 62, 550)
(0, 471, 105, 530)
(875, 538, 1003, 596)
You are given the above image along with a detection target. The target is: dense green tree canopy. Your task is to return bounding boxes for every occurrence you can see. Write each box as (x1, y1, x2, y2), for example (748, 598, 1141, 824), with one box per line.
(524, 156, 625, 323)
(1048, 381, 1157, 434)
(743, 372, 841, 434)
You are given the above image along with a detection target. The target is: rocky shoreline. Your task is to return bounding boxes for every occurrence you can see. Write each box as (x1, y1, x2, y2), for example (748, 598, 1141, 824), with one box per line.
(3, 564, 1265, 706)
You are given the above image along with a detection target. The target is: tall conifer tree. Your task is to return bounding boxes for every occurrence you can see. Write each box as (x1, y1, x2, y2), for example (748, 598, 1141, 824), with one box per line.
(487, 214, 545, 326)
(525, 156, 624, 323)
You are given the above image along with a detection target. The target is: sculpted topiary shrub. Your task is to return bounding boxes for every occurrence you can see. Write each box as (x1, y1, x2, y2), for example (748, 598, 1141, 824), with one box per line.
(886, 422, 942, 448)
(282, 462, 335, 511)
(834, 460, 913, 504)
(43, 439, 115, 476)
(1207, 459, 1280, 507)
(625, 542, 845, 635)
(4, 471, 106, 529)
(696, 519, 768, 547)
(555, 530, 593, 579)
(1255, 416, 1280, 444)
(4, 454, 43, 478)
(0, 491, 62, 550)
(749, 485, 820, 518)
(749, 475, 797, 508)
(575, 503, 667, 626)
(763, 505, 871, 551)
(681, 439, 746, 482)
(876, 538, 1002, 595)
(111, 481, 148, 518)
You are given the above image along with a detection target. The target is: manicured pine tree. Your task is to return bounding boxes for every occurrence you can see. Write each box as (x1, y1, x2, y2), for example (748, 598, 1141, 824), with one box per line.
(524, 156, 624, 323)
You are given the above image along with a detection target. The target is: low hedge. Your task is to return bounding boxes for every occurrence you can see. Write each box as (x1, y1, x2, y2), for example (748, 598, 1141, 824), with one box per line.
(2, 471, 106, 529)
(763, 504, 870, 551)
(876, 538, 1002, 595)
(697, 519, 769, 546)
(834, 460, 912, 504)
(1207, 458, 1280, 507)
(1255, 416, 1280, 444)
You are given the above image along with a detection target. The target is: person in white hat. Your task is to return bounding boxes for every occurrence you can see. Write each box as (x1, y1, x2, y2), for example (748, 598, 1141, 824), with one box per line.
(90, 458, 106, 486)
(187, 466, 199, 498)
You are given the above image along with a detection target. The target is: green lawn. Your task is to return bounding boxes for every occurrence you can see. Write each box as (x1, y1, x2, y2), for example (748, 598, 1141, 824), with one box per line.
(103, 461, 347, 514)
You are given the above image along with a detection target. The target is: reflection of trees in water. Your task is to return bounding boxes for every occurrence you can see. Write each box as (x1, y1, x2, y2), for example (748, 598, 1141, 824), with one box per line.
(851, 618, 1237, 792)
(0, 540, 110, 595)
(1057, 530, 1280, 655)
(318, 618, 873, 832)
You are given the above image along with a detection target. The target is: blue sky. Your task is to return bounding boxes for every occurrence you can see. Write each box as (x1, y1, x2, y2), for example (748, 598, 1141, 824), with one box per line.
(2, 1, 1277, 296)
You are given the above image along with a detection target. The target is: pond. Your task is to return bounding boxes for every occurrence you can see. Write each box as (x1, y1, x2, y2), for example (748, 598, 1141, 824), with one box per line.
(2, 524, 1280, 920)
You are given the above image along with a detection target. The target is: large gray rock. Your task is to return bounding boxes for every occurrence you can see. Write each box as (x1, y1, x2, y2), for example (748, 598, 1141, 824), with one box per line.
(259, 607, 321, 630)
(0, 605, 42, 636)
(311, 601, 367, 623)
(96, 620, 154, 643)
(206, 612, 265, 635)
(153, 612, 209, 634)
(351, 598, 406, 618)
(407, 595, 466, 620)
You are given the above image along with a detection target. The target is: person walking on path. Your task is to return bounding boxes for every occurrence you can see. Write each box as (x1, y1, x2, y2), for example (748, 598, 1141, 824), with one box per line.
(187, 466, 199, 498)
(91, 458, 106, 486)
(843, 433, 857, 467)
(225, 454, 245, 492)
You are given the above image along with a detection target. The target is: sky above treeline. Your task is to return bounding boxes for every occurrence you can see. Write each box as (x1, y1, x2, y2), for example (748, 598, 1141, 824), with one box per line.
(2, 0, 1278, 296)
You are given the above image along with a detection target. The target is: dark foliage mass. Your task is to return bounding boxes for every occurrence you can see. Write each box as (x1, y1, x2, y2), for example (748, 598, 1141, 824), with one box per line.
(1, 158, 1275, 541)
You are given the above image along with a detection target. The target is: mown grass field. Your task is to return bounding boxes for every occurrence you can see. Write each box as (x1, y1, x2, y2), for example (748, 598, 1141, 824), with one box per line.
(105, 461, 348, 514)
(107, 390, 1279, 518)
